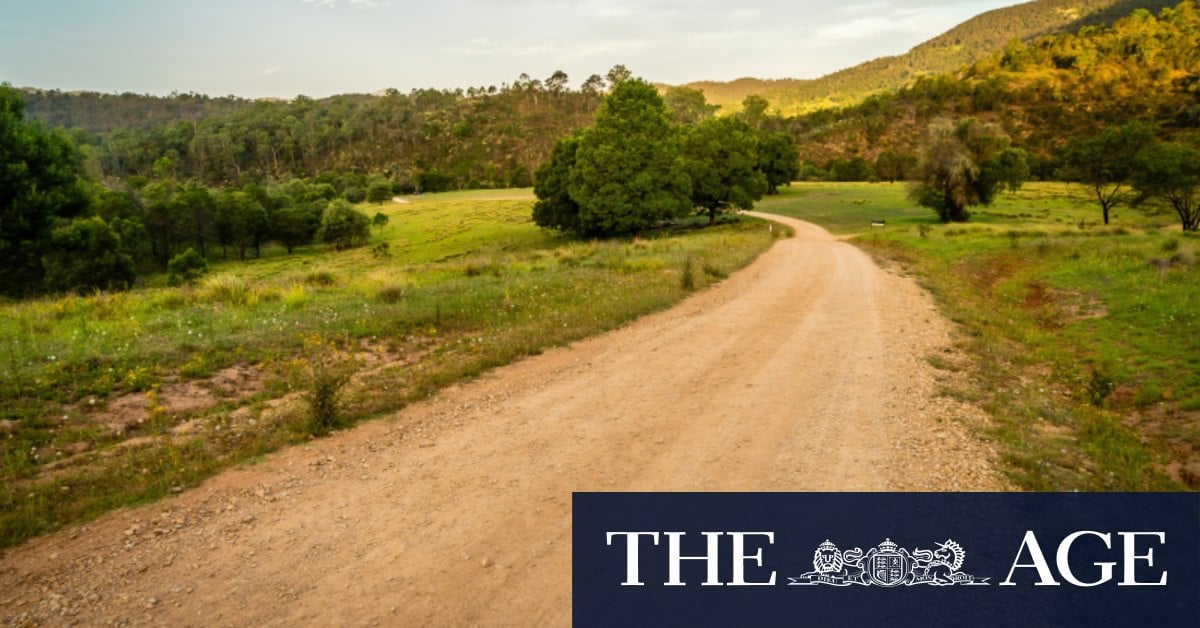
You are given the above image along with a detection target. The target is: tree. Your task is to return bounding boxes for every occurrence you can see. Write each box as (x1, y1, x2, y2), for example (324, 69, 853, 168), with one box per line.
(1131, 140, 1200, 231)
(874, 149, 917, 183)
(366, 180, 392, 204)
(371, 211, 389, 231)
(682, 117, 767, 224)
(908, 118, 1028, 222)
(41, 217, 135, 292)
(605, 65, 633, 87)
(740, 94, 770, 130)
(1063, 123, 1156, 225)
(566, 79, 691, 235)
(756, 131, 800, 194)
(663, 87, 718, 126)
(532, 134, 582, 232)
(215, 190, 268, 260)
(1, 85, 91, 294)
(317, 199, 371, 250)
(271, 205, 315, 253)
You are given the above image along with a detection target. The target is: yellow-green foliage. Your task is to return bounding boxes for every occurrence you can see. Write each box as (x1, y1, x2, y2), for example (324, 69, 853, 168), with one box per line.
(0, 190, 779, 547)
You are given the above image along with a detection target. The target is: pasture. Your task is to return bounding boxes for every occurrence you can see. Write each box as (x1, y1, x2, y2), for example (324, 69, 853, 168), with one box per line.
(0, 190, 782, 546)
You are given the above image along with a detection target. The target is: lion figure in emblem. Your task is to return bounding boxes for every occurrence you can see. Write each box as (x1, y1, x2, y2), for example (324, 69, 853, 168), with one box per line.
(805, 540, 865, 582)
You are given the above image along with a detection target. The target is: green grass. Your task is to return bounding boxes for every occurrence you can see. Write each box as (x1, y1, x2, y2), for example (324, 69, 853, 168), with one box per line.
(762, 182, 1198, 491)
(0, 190, 783, 546)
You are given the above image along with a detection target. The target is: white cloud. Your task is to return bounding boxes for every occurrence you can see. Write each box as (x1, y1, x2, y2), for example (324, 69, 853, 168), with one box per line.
(261, 67, 280, 75)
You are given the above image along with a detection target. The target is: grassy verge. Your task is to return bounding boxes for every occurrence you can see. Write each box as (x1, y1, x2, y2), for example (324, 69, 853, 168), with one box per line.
(762, 182, 1198, 491)
(0, 190, 785, 546)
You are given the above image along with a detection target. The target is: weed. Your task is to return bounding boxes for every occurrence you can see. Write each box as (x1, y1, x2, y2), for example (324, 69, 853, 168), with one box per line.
(1170, 249, 1195, 267)
(282, 284, 307, 310)
(1134, 382, 1163, 408)
(680, 255, 696, 291)
(1162, 238, 1180, 253)
(375, 283, 406, 304)
(918, 224, 931, 238)
(1086, 367, 1116, 406)
(304, 271, 336, 287)
(701, 260, 728, 279)
(200, 275, 253, 306)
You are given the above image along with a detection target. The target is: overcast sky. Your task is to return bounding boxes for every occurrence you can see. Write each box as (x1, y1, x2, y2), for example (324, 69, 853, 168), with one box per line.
(1, 0, 1022, 98)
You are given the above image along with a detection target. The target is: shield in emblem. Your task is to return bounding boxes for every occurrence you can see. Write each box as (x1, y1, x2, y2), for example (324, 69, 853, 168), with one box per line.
(869, 553, 907, 586)
(864, 539, 910, 586)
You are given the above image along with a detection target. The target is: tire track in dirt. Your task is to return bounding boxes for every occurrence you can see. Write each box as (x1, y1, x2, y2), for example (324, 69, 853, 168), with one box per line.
(1, 213, 1008, 626)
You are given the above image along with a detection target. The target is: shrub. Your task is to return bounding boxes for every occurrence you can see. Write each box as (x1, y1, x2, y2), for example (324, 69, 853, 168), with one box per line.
(317, 200, 371, 250)
(1086, 367, 1116, 406)
(304, 270, 336, 287)
(167, 248, 208, 286)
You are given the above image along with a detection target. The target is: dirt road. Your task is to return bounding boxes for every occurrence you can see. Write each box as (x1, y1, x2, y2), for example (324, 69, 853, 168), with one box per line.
(1, 213, 1007, 626)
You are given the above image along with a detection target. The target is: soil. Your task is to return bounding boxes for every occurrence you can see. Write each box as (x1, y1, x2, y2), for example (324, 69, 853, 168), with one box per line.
(0, 213, 1008, 626)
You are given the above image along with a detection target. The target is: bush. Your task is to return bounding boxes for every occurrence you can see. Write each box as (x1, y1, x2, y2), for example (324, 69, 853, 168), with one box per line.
(42, 217, 136, 293)
(316, 200, 371, 250)
(305, 366, 350, 436)
(167, 247, 208, 286)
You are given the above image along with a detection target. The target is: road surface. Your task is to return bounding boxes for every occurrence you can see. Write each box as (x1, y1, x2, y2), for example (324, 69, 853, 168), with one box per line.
(1, 213, 1007, 626)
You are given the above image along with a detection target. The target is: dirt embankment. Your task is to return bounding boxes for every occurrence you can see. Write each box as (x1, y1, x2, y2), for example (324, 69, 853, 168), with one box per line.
(1, 213, 1007, 626)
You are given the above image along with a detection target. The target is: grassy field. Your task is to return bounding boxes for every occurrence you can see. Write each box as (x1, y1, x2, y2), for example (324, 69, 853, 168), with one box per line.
(0, 190, 785, 546)
(761, 182, 1199, 491)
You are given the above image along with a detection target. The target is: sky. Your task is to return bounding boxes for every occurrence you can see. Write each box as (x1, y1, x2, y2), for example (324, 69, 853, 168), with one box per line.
(1, 0, 1023, 98)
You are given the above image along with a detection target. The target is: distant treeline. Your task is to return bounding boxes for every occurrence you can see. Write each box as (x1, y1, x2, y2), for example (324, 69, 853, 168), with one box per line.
(26, 71, 621, 191)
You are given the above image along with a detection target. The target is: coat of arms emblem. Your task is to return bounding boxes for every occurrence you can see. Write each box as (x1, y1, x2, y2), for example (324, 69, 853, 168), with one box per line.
(789, 538, 988, 587)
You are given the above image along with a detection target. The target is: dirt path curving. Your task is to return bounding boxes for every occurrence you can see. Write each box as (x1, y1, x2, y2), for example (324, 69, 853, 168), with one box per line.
(1, 213, 1008, 626)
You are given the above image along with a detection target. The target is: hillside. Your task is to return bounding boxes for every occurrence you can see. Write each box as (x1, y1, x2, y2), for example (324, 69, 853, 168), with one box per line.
(20, 89, 255, 134)
(678, 0, 1181, 115)
(786, 1, 1200, 176)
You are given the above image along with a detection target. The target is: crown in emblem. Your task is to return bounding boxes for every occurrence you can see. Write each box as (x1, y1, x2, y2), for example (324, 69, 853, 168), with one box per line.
(877, 538, 898, 552)
(818, 539, 838, 551)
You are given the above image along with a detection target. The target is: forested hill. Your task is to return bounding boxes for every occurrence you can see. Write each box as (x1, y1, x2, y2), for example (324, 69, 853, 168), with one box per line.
(678, 0, 1181, 115)
(20, 89, 255, 134)
(787, 1, 1199, 177)
(41, 77, 608, 189)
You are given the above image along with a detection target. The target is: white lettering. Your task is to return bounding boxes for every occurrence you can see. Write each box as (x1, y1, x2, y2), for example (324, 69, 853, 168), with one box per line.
(606, 532, 659, 586)
(1119, 532, 1168, 586)
(1056, 531, 1114, 587)
(665, 532, 723, 586)
(729, 532, 776, 586)
(1001, 531, 1060, 586)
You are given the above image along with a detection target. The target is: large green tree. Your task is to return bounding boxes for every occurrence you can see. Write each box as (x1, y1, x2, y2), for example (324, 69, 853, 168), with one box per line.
(683, 117, 767, 224)
(908, 118, 1028, 222)
(532, 133, 582, 233)
(1132, 140, 1200, 231)
(0, 85, 90, 294)
(1063, 122, 1156, 225)
(566, 79, 691, 235)
(756, 131, 800, 194)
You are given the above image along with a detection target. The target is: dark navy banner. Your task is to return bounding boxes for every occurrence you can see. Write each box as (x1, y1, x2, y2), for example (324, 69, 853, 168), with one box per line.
(573, 493, 1200, 627)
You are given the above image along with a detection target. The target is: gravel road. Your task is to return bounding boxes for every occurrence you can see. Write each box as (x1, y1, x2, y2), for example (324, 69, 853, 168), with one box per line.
(1, 212, 1008, 626)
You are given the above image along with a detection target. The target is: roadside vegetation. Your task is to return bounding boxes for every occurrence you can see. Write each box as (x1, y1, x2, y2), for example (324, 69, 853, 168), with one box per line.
(762, 182, 1198, 491)
(0, 190, 783, 547)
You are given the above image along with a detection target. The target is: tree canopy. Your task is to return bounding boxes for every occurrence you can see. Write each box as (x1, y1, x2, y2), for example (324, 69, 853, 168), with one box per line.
(1, 85, 91, 294)
(908, 118, 1029, 222)
(566, 79, 692, 235)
